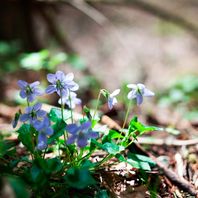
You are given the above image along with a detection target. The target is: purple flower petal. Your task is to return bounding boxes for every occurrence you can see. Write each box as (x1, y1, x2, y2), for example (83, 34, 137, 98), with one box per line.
(67, 135, 77, 145)
(143, 88, 155, 97)
(27, 94, 35, 102)
(80, 121, 91, 131)
(20, 114, 30, 122)
(33, 103, 42, 111)
(65, 73, 74, 81)
(45, 127, 53, 136)
(88, 131, 98, 139)
(18, 80, 28, 88)
(46, 85, 56, 94)
(67, 124, 79, 134)
(77, 136, 88, 148)
(37, 134, 47, 150)
(37, 110, 46, 118)
(30, 81, 40, 88)
(47, 73, 56, 83)
(127, 90, 137, 99)
(19, 90, 26, 98)
(136, 94, 143, 105)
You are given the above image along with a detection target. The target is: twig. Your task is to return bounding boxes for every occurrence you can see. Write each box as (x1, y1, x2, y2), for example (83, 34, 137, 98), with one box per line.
(137, 137, 198, 146)
(68, 0, 108, 25)
(101, 115, 198, 147)
(135, 143, 198, 196)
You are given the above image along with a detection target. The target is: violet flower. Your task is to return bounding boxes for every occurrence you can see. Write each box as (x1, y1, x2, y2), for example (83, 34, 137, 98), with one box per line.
(66, 121, 98, 148)
(45, 71, 79, 97)
(34, 117, 53, 150)
(107, 89, 120, 110)
(20, 103, 46, 126)
(58, 92, 81, 109)
(18, 80, 42, 102)
(127, 83, 154, 105)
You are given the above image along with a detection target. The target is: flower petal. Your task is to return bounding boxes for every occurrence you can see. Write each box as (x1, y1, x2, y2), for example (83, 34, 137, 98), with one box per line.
(66, 124, 79, 134)
(127, 84, 137, 89)
(19, 90, 26, 98)
(30, 81, 40, 88)
(67, 135, 76, 145)
(37, 110, 46, 117)
(33, 103, 42, 111)
(47, 73, 56, 83)
(65, 73, 74, 81)
(88, 131, 98, 139)
(127, 90, 137, 99)
(46, 85, 56, 94)
(110, 89, 120, 97)
(77, 136, 88, 148)
(136, 94, 143, 105)
(18, 80, 28, 88)
(80, 121, 91, 131)
(20, 114, 30, 122)
(143, 88, 155, 97)
(45, 127, 53, 136)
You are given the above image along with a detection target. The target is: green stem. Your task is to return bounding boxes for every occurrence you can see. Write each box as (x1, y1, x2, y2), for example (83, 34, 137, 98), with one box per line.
(60, 93, 67, 142)
(69, 91, 74, 123)
(95, 154, 113, 168)
(122, 100, 132, 129)
(93, 90, 101, 120)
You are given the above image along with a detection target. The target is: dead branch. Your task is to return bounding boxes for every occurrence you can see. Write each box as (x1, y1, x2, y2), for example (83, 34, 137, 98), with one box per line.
(137, 137, 198, 146)
(37, 4, 75, 53)
(85, 0, 198, 39)
(69, 0, 108, 25)
(136, 143, 198, 196)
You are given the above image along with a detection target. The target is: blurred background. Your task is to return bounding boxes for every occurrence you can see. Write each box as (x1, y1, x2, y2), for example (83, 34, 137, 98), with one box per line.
(0, 0, 198, 127)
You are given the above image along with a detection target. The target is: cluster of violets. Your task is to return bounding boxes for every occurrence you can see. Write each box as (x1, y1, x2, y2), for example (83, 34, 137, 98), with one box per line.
(16, 70, 154, 151)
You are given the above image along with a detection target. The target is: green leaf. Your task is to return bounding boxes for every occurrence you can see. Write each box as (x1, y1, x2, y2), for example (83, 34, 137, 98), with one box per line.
(102, 130, 123, 144)
(64, 167, 96, 189)
(116, 153, 156, 171)
(128, 153, 155, 166)
(20, 50, 49, 70)
(102, 142, 125, 155)
(95, 189, 109, 198)
(83, 106, 92, 120)
(48, 108, 70, 122)
(17, 124, 34, 153)
(48, 120, 66, 144)
(128, 116, 158, 139)
(7, 176, 29, 198)
(45, 157, 63, 175)
(67, 54, 86, 71)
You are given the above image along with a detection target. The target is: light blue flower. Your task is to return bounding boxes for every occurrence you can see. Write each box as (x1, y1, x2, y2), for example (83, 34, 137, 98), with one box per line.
(46, 71, 79, 97)
(34, 117, 53, 150)
(18, 80, 42, 102)
(58, 92, 81, 109)
(127, 83, 154, 105)
(66, 121, 98, 148)
(20, 103, 46, 126)
(107, 89, 120, 110)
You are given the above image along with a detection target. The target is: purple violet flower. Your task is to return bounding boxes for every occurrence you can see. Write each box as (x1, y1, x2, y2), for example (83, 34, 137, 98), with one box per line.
(66, 121, 98, 148)
(58, 92, 81, 109)
(18, 80, 42, 102)
(20, 103, 47, 126)
(34, 117, 53, 150)
(107, 89, 120, 110)
(127, 83, 154, 105)
(45, 71, 79, 97)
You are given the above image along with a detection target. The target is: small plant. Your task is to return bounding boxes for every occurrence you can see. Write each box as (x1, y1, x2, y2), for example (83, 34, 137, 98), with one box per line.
(8, 70, 158, 197)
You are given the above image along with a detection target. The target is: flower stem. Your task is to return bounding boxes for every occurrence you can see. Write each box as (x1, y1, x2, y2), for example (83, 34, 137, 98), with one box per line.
(69, 91, 74, 123)
(93, 90, 101, 120)
(122, 100, 132, 129)
(60, 93, 68, 142)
